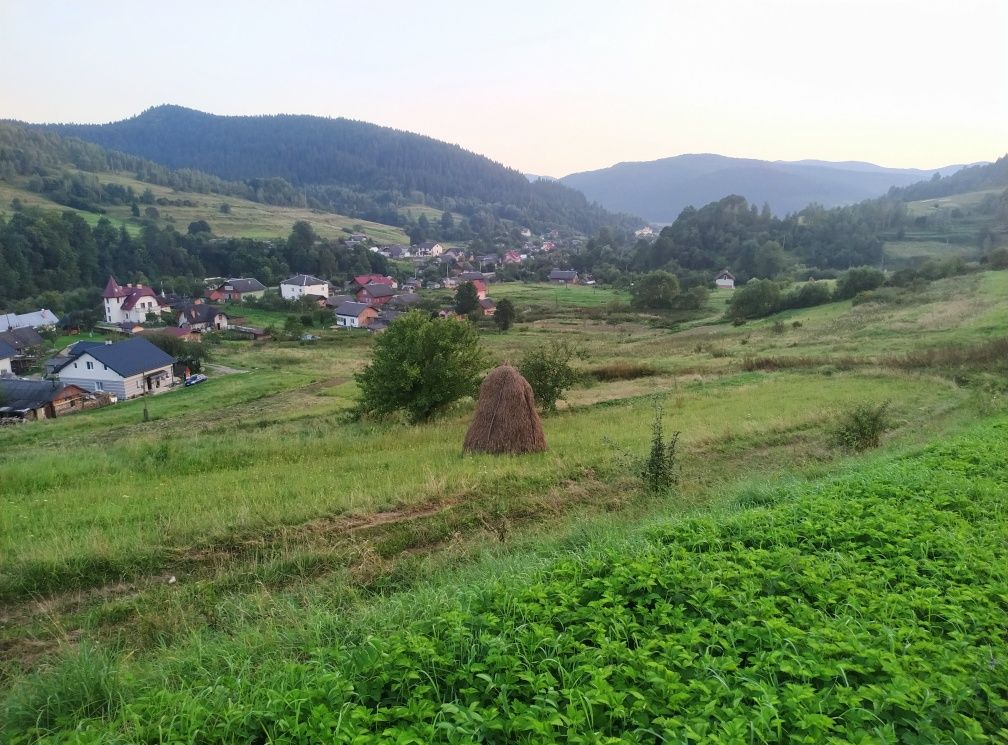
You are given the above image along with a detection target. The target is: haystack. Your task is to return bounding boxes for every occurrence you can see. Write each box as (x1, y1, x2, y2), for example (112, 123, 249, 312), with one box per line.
(463, 365, 547, 454)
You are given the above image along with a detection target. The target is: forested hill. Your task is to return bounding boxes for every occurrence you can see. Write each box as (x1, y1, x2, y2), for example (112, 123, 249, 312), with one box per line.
(30, 105, 639, 234)
(887, 154, 1008, 201)
(561, 154, 975, 223)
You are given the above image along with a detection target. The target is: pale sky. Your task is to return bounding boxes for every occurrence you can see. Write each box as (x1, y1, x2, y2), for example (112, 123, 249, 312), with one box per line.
(1, 0, 1005, 176)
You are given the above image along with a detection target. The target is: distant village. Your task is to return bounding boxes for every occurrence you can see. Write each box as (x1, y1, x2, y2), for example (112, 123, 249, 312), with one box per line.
(0, 235, 621, 422)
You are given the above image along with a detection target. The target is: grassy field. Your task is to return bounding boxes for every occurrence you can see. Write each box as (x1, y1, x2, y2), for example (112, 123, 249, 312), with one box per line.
(0, 171, 408, 244)
(1, 269, 1006, 740)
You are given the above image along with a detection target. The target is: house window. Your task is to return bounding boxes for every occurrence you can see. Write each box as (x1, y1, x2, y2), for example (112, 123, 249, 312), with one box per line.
(86, 361, 94, 370)
(95, 382, 103, 391)
(103, 365, 108, 370)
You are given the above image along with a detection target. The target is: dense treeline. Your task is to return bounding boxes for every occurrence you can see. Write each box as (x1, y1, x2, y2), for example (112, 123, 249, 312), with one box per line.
(30, 106, 640, 234)
(0, 210, 386, 311)
(887, 154, 1008, 201)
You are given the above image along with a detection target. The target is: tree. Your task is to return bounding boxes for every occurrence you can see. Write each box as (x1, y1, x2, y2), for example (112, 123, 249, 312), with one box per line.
(631, 270, 680, 309)
(494, 298, 516, 331)
(519, 340, 581, 414)
(355, 311, 484, 423)
(219, 203, 232, 214)
(455, 281, 480, 315)
(753, 240, 787, 278)
(188, 219, 211, 235)
(834, 267, 885, 300)
(729, 279, 782, 319)
(143, 206, 160, 220)
(130, 202, 140, 217)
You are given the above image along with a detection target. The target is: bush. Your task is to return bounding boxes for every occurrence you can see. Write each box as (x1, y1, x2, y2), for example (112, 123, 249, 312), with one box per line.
(519, 340, 581, 413)
(355, 311, 484, 423)
(728, 279, 781, 319)
(834, 267, 885, 300)
(590, 362, 658, 381)
(642, 403, 680, 493)
(631, 271, 680, 309)
(831, 401, 891, 450)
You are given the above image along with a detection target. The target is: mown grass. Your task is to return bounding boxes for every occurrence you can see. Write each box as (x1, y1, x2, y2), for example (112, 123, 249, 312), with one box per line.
(5, 416, 1006, 742)
(2, 268, 1007, 739)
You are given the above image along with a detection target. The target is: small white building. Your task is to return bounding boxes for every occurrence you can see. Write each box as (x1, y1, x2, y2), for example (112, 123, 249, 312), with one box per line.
(0, 340, 14, 375)
(414, 241, 444, 257)
(715, 270, 736, 290)
(102, 277, 163, 324)
(334, 301, 378, 328)
(280, 274, 329, 301)
(53, 337, 176, 399)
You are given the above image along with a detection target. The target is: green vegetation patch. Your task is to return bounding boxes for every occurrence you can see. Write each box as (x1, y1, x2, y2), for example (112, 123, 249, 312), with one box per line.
(11, 418, 1007, 742)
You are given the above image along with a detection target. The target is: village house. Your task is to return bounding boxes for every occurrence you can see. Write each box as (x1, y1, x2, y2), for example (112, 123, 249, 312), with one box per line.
(325, 294, 355, 310)
(503, 250, 522, 264)
(51, 337, 176, 399)
(102, 277, 163, 324)
(634, 225, 656, 238)
(414, 240, 445, 257)
(356, 283, 396, 306)
(206, 278, 267, 302)
(458, 271, 486, 283)
(0, 379, 95, 420)
(378, 244, 412, 259)
(388, 293, 421, 310)
(178, 304, 229, 332)
(368, 308, 405, 332)
(0, 327, 44, 375)
(715, 270, 736, 290)
(0, 308, 60, 332)
(548, 269, 579, 284)
(280, 274, 329, 301)
(354, 274, 397, 289)
(478, 298, 496, 317)
(334, 301, 379, 329)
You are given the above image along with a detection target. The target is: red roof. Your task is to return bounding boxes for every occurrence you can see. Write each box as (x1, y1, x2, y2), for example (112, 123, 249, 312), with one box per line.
(354, 274, 393, 287)
(103, 276, 159, 310)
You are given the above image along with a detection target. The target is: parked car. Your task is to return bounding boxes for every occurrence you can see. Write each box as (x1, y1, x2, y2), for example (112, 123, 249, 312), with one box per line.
(185, 373, 208, 386)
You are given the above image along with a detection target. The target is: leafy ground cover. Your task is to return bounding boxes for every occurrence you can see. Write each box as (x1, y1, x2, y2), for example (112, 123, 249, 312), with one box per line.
(6, 417, 1006, 742)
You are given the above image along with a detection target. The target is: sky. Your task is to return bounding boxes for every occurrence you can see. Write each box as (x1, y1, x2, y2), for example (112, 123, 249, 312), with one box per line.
(1, 0, 1005, 176)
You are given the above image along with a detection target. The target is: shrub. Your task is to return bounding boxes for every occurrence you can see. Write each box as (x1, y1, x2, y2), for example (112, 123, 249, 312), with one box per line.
(631, 271, 681, 309)
(590, 362, 658, 381)
(834, 266, 885, 300)
(519, 340, 581, 413)
(642, 403, 680, 493)
(355, 311, 484, 423)
(831, 401, 891, 450)
(771, 320, 786, 334)
(728, 279, 781, 319)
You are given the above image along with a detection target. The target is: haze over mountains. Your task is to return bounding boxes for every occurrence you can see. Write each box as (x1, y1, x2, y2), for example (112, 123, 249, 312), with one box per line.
(22, 105, 996, 232)
(561, 154, 979, 223)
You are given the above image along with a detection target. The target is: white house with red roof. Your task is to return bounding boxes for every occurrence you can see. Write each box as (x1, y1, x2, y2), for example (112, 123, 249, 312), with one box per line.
(102, 277, 163, 324)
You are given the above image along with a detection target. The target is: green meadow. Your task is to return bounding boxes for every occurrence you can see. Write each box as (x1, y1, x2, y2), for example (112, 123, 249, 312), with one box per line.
(1, 270, 1006, 740)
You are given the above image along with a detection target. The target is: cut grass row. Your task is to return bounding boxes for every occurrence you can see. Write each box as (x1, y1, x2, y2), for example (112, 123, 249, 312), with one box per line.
(6, 416, 1006, 742)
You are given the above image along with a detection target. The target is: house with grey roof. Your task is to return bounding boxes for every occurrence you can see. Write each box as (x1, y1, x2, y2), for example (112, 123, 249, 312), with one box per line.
(51, 337, 176, 399)
(548, 269, 579, 284)
(280, 274, 329, 300)
(177, 304, 229, 332)
(0, 309, 60, 332)
(334, 301, 379, 328)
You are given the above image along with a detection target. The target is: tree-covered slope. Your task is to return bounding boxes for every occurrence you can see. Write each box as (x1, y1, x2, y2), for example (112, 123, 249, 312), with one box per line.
(562, 153, 975, 223)
(30, 105, 639, 234)
(887, 154, 1008, 201)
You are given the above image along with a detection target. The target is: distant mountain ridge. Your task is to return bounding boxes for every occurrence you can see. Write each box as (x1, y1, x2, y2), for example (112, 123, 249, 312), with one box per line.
(561, 153, 981, 223)
(27, 105, 639, 234)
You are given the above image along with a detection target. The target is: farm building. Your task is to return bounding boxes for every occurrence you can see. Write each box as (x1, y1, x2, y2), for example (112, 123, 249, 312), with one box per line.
(0, 340, 15, 375)
(715, 270, 736, 289)
(548, 269, 579, 284)
(0, 379, 95, 420)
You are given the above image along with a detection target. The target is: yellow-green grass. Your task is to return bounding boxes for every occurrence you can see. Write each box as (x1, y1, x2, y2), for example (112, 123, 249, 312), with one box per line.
(883, 239, 981, 262)
(905, 188, 1003, 217)
(0, 172, 408, 243)
(489, 281, 628, 308)
(1, 269, 1005, 683)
